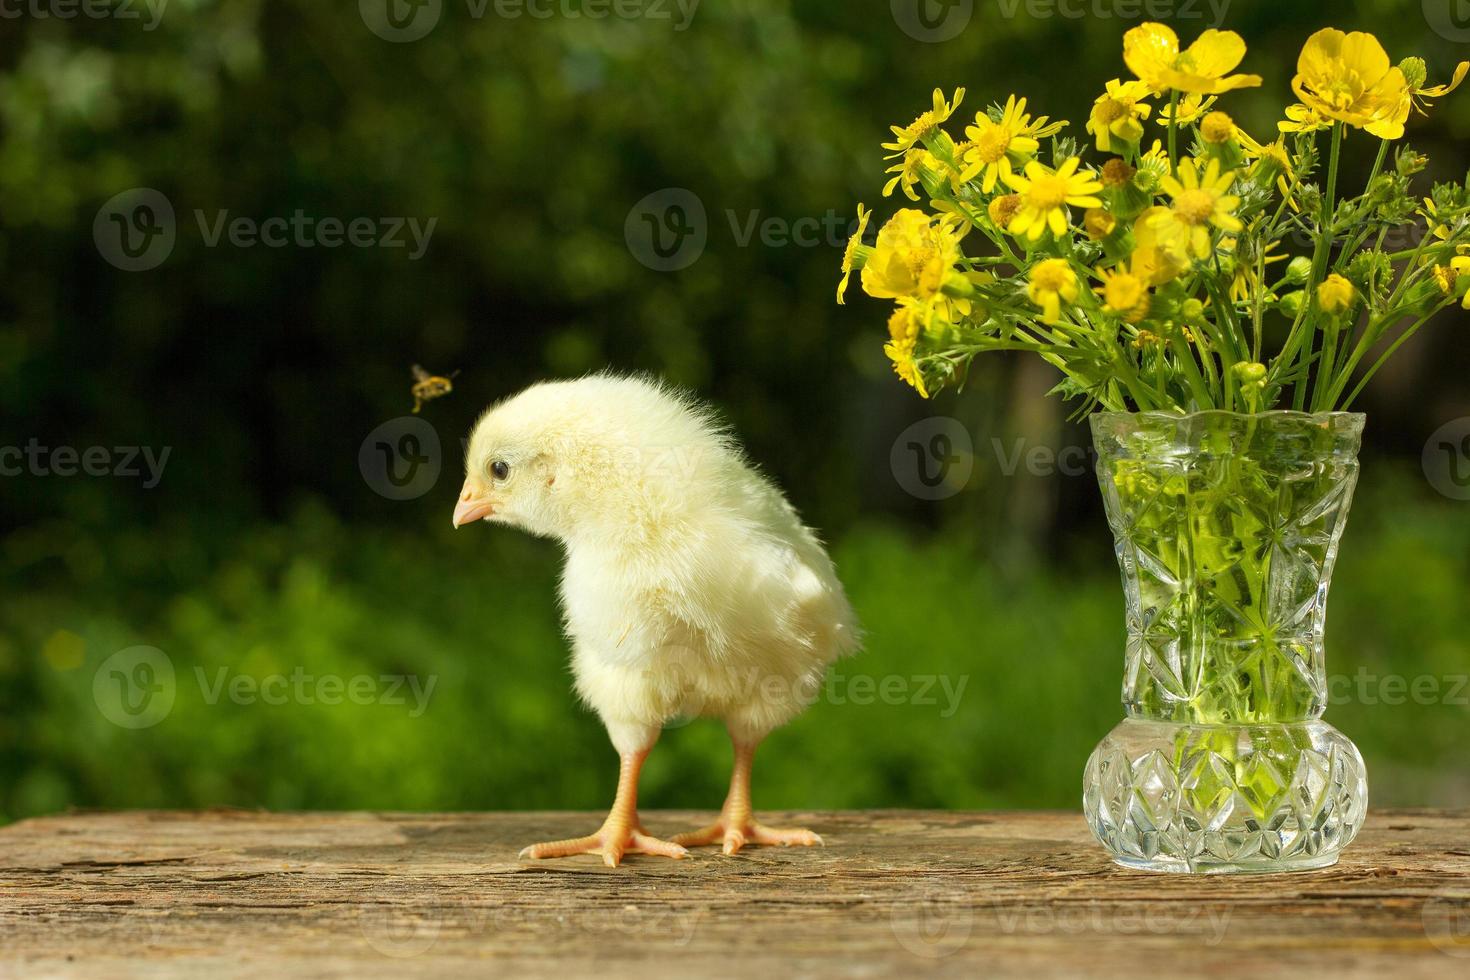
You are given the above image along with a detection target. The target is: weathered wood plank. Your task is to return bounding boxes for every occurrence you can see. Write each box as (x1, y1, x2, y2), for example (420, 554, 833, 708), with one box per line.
(2, 809, 1468, 979)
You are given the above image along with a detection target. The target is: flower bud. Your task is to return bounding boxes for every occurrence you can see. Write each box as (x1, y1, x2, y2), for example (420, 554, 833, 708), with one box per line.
(1317, 273, 1355, 315)
(988, 193, 1023, 229)
(1285, 256, 1313, 285)
(1100, 158, 1136, 189)
(1181, 298, 1205, 322)
(1279, 290, 1306, 318)
(1083, 207, 1117, 240)
(1200, 111, 1235, 144)
(1233, 361, 1267, 384)
(1398, 57, 1428, 92)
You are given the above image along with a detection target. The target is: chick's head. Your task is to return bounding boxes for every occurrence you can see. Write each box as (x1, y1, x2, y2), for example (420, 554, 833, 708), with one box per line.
(453, 394, 565, 539)
(453, 375, 731, 546)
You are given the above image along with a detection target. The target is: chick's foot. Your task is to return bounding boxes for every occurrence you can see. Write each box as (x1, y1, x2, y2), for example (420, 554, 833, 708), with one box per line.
(519, 824, 687, 868)
(672, 817, 823, 856)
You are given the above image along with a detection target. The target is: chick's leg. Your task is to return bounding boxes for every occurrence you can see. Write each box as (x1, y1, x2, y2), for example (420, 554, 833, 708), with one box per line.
(672, 739, 824, 855)
(518, 748, 687, 868)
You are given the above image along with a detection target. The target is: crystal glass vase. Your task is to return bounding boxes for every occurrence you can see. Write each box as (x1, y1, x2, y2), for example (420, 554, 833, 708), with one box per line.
(1082, 411, 1369, 873)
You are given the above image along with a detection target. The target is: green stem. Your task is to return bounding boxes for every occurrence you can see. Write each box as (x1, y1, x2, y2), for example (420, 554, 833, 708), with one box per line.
(1294, 121, 1344, 411)
(1167, 91, 1180, 180)
(1171, 334, 1214, 409)
(1311, 323, 1340, 411)
(1339, 306, 1447, 409)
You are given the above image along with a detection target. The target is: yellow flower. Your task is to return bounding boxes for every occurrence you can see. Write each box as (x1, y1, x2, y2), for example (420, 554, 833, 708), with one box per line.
(1447, 256, 1470, 309)
(1086, 79, 1152, 152)
(1292, 29, 1410, 139)
(960, 95, 1066, 193)
(1399, 56, 1469, 116)
(1133, 139, 1171, 193)
(1123, 22, 1263, 95)
(885, 302, 930, 397)
(1001, 157, 1103, 242)
(861, 209, 962, 301)
(1422, 198, 1453, 243)
(1150, 157, 1242, 260)
(1239, 130, 1299, 209)
(883, 148, 943, 201)
(1317, 273, 1355, 314)
(1157, 93, 1218, 125)
(883, 88, 965, 158)
(836, 203, 871, 305)
(1095, 265, 1151, 323)
(1278, 103, 1329, 133)
(1099, 158, 1136, 189)
(988, 193, 1023, 228)
(1221, 236, 1286, 304)
(1027, 258, 1078, 324)
(1083, 207, 1116, 240)
(1431, 263, 1457, 295)
(1200, 111, 1236, 143)
(1131, 206, 1190, 285)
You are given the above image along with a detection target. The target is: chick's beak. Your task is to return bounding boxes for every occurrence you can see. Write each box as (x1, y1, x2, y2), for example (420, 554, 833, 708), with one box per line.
(452, 482, 496, 529)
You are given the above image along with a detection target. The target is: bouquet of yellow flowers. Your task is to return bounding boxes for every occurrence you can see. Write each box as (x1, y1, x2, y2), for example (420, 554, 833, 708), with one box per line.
(837, 23, 1470, 414)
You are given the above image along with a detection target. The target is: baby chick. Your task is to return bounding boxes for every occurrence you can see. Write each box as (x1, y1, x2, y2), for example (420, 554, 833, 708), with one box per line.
(453, 375, 859, 866)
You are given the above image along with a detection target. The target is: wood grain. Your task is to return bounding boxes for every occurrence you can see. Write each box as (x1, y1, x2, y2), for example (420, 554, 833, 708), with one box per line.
(3, 809, 1469, 978)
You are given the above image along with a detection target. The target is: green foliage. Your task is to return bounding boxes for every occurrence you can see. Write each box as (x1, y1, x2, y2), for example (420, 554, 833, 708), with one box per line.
(5, 472, 1467, 823)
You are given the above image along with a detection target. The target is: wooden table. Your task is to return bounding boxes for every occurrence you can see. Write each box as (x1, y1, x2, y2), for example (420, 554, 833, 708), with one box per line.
(3, 809, 1468, 978)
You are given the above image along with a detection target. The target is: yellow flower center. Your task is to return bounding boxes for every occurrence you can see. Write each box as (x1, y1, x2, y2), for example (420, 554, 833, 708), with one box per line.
(1173, 189, 1216, 225)
(1100, 158, 1136, 188)
(1031, 260, 1072, 292)
(1321, 78, 1366, 109)
(988, 193, 1023, 227)
(1432, 264, 1456, 294)
(972, 123, 1011, 164)
(901, 110, 938, 142)
(888, 307, 921, 346)
(1027, 174, 1072, 210)
(1094, 98, 1127, 123)
(1200, 111, 1234, 143)
(1104, 273, 1146, 310)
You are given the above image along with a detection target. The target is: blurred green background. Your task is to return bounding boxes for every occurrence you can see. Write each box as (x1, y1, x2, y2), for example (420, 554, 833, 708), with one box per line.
(3, 0, 1468, 824)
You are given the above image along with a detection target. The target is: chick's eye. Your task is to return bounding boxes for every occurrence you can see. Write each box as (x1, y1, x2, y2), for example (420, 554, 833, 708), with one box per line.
(490, 460, 510, 481)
